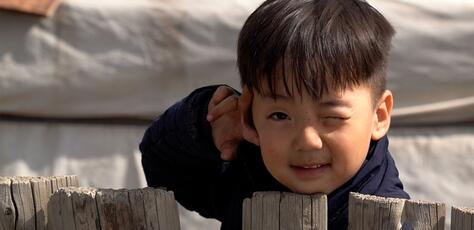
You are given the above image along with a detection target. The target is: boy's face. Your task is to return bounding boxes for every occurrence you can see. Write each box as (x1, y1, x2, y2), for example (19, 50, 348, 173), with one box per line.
(244, 83, 391, 194)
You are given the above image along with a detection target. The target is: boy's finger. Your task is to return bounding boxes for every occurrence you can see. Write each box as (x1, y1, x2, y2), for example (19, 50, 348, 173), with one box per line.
(207, 95, 239, 122)
(209, 86, 235, 108)
(220, 142, 238, 161)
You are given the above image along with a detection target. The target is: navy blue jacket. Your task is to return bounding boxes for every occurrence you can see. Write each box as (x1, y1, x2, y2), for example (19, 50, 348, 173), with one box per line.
(139, 85, 410, 230)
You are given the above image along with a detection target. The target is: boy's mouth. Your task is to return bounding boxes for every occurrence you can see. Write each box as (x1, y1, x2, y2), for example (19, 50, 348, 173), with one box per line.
(300, 164, 325, 169)
(290, 163, 330, 179)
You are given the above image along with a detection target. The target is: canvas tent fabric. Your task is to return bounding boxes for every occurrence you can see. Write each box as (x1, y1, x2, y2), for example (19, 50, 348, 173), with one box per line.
(0, 0, 473, 124)
(0, 0, 473, 229)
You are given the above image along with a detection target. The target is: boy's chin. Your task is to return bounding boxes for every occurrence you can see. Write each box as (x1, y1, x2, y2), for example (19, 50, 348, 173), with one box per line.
(286, 184, 332, 195)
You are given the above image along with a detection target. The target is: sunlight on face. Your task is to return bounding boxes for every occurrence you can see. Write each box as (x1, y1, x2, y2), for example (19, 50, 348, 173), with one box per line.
(251, 85, 378, 194)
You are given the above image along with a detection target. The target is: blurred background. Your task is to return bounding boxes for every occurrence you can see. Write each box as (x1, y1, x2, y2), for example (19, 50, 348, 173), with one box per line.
(0, 0, 473, 229)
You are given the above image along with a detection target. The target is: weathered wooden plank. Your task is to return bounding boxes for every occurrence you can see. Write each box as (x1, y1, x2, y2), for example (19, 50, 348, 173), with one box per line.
(65, 176, 76, 187)
(71, 187, 99, 230)
(114, 189, 133, 230)
(280, 192, 303, 230)
(279, 192, 290, 230)
(437, 203, 446, 230)
(451, 206, 474, 230)
(242, 198, 252, 230)
(164, 190, 180, 230)
(155, 189, 180, 230)
(405, 200, 445, 230)
(155, 189, 167, 230)
(292, 193, 304, 230)
(261, 192, 280, 230)
(143, 187, 160, 230)
(47, 188, 76, 230)
(66, 175, 80, 187)
(129, 189, 147, 230)
(96, 188, 117, 230)
(349, 193, 405, 230)
(348, 192, 364, 230)
(302, 194, 311, 230)
(49, 177, 58, 194)
(30, 177, 51, 230)
(245, 192, 327, 230)
(451, 207, 459, 230)
(0, 177, 15, 230)
(361, 195, 376, 230)
(311, 193, 327, 230)
(251, 192, 264, 230)
(387, 197, 405, 230)
(59, 188, 76, 229)
(47, 187, 62, 230)
(11, 177, 36, 230)
(54, 176, 68, 190)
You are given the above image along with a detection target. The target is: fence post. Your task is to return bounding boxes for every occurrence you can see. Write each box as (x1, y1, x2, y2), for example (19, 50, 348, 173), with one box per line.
(404, 200, 446, 230)
(48, 187, 180, 230)
(0, 176, 79, 230)
(0, 177, 15, 230)
(451, 206, 474, 230)
(242, 191, 327, 230)
(349, 192, 405, 230)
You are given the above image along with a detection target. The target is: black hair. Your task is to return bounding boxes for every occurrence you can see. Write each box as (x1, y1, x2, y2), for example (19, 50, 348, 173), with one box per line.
(237, 0, 395, 104)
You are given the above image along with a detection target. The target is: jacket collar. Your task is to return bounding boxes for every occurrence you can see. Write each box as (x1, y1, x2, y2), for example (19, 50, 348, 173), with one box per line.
(327, 136, 409, 228)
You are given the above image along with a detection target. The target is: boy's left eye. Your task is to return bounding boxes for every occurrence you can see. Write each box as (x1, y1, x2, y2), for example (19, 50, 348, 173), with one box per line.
(323, 116, 348, 120)
(321, 116, 350, 126)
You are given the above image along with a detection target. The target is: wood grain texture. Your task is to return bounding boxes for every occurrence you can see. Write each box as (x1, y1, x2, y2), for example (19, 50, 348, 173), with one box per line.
(451, 206, 474, 230)
(164, 190, 180, 230)
(71, 187, 99, 230)
(348, 192, 405, 230)
(155, 189, 180, 230)
(405, 200, 445, 230)
(96, 188, 117, 230)
(0, 177, 15, 230)
(11, 177, 36, 230)
(261, 192, 280, 230)
(143, 188, 160, 230)
(30, 177, 50, 230)
(244, 192, 328, 230)
(47, 188, 76, 230)
(65, 175, 79, 187)
(128, 189, 147, 230)
(114, 189, 133, 230)
(251, 192, 264, 230)
(311, 193, 327, 230)
(242, 198, 252, 230)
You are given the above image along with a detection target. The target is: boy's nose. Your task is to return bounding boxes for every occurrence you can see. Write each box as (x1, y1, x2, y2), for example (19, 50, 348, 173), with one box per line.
(296, 126, 323, 152)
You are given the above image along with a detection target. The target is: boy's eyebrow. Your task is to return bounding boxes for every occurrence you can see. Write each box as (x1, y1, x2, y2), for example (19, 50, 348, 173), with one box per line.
(260, 93, 352, 108)
(260, 93, 292, 100)
(318, 99, 352, 108)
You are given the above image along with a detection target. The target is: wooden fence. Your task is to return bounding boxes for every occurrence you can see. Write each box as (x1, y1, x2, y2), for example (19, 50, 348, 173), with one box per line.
(0, 176, 179, 230)
(1, 176, 474, 230)
(243, 192, 474, 230)
(0, 176, 79, 230)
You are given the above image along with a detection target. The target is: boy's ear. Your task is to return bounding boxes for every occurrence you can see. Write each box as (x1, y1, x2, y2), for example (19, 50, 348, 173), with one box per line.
(371, 90, 393, 141)
(239, 86, 260, 146)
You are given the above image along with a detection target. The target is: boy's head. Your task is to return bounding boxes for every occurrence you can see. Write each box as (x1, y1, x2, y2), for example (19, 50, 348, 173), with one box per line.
(237, 0, 395, 194)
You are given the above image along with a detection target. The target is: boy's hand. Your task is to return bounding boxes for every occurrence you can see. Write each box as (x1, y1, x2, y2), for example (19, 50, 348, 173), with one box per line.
(207, 86, 243, 161)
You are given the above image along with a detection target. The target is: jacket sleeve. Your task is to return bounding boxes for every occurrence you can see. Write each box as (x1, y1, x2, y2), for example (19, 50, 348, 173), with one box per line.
(139, 85, 232, 220)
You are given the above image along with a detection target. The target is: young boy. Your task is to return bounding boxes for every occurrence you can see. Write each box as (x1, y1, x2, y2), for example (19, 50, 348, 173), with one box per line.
(140, 0, 409, 229)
